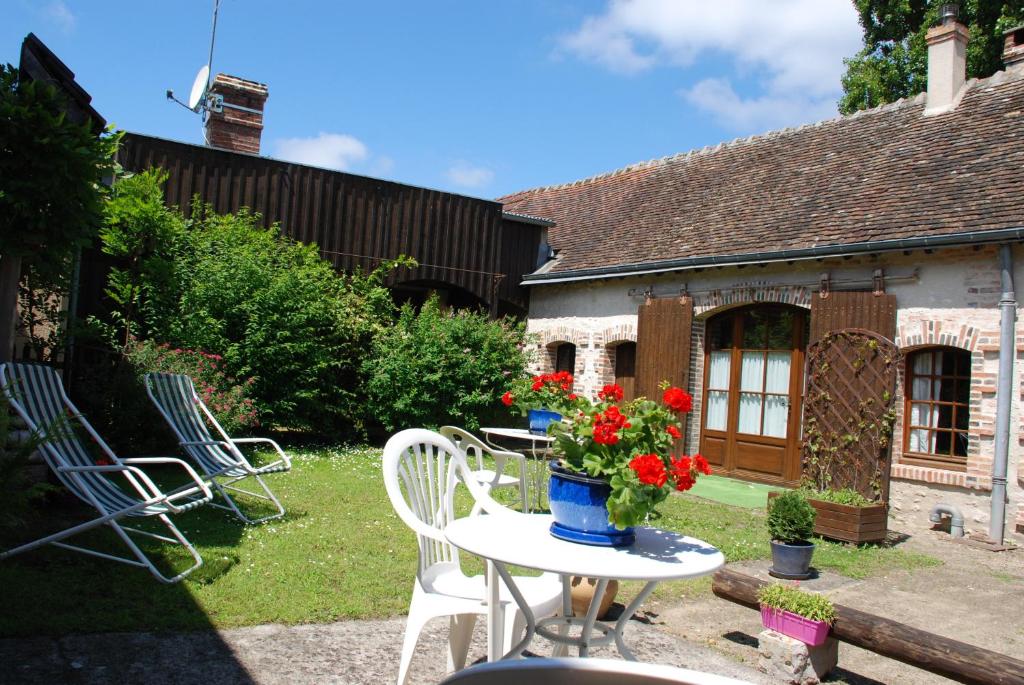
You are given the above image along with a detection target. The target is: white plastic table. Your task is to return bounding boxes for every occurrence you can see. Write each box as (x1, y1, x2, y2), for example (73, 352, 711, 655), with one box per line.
(444, 513, 725, 662)
(478, 427, 555, 511)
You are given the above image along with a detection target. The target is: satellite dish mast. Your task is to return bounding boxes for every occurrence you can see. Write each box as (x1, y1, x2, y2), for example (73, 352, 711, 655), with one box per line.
(165, 0, 221, 134)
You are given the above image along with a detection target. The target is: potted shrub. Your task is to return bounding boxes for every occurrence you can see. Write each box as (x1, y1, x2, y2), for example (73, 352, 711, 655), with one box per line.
(767, 490, 816, 579)
(757, 583, 836, 646)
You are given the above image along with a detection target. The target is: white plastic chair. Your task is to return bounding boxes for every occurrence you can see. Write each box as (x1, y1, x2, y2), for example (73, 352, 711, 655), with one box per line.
(0, 363, 214, 583)
(144, 372, 290, 524)
(440, 426, 528, 513)
(437, 658, 755, 685)
(383, 429, 563, 685)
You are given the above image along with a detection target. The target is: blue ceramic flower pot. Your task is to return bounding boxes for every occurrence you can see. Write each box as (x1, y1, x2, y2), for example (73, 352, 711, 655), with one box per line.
(528, 408, 562, 435)
(548, 461, 635, 547)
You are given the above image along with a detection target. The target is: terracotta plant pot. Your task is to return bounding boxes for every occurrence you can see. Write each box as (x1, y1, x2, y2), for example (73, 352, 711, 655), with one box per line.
(570, 576, 619, 619)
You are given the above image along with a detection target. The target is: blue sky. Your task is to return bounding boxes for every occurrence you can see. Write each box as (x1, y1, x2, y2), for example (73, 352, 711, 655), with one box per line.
(3, 1, 862, 198)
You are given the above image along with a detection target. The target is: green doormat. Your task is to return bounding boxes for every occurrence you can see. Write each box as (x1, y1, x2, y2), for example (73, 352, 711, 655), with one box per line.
(688, 474, 785, 509)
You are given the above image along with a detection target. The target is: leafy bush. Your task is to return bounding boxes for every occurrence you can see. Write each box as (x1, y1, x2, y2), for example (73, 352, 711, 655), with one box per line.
(1, 63, 120, 361)
(757, 583, 836, 624)
(767, 490, 816, 543)
(363, 295, 530, 431)
(125, 340, 258, 434)
(93, 176, 399, 434)
(166, 205, 396, 432)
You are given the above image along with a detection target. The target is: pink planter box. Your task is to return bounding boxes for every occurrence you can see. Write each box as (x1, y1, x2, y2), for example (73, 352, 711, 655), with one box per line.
(760, 606, 831, 646)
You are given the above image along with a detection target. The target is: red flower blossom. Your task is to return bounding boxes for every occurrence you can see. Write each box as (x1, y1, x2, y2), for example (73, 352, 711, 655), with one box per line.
(531, 378, 544, 391)
(670, 455, 696, 491)
(598, 384, 624, 402)
(568, 393, 578, 401)
(692, 453, 712, 475)
(501, 391, 514, 407)
(629, 454, 667, 488)
(662, 387, 693, 413)
(592, 405, 631, 445)
(666, 425, 682, 440)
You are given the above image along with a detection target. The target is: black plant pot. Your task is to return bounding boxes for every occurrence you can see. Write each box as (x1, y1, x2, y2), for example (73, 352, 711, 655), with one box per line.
(769, 540, 815, 580)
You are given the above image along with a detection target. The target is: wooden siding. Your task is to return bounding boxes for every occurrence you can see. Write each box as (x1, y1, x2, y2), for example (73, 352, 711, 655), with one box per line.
(117, 133, 541, 313)
(635, 297, 694, 403)
(809, 291, 897, 344)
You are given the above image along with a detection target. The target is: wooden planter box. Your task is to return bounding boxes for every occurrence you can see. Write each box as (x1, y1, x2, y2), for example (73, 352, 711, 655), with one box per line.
(768, 492, 888, 544)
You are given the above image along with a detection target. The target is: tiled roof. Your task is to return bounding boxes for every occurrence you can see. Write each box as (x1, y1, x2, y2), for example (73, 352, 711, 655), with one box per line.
(499, 69, 1024, 280)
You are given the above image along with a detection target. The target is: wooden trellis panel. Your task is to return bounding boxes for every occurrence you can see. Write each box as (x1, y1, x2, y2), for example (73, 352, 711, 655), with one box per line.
(801, 329, 901, 502)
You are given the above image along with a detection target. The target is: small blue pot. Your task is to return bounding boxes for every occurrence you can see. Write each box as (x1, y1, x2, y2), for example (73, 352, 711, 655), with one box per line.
(548, 461, 635, 547)
(528, 408, 562, 436)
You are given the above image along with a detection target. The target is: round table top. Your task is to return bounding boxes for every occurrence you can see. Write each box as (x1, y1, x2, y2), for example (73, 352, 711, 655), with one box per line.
(479, 426, 555, 443)
(445, 513, 725, 581)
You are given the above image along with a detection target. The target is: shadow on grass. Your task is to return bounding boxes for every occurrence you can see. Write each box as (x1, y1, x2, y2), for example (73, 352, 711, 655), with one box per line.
(0, 463, 305, 682)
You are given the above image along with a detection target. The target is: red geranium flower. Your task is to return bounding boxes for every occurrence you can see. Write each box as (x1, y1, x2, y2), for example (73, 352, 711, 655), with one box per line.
(692, 453, 711, 475)
(629, 454, 667, 488)
(666, 425, 682, 440)
(670, 455, 696, 491)
(501, 391, 514, 407)
(598, 384, 624, 402)
(662, 387, 693, 413)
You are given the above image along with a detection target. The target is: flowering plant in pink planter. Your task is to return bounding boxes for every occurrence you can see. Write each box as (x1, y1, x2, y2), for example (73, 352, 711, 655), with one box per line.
(756, 583, 836, 646)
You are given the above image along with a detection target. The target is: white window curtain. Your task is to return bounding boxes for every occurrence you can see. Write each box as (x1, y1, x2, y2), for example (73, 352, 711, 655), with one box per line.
(909, 353, 940, 452)
(762, 352, 791, 437)
(737, 352, 765, 434)
(706, 351, 730, 430)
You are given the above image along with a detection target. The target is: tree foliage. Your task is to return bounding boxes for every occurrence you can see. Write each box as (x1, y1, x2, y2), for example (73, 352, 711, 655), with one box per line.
(0, 63, 120, 263)
(840, 1, 1024, 114)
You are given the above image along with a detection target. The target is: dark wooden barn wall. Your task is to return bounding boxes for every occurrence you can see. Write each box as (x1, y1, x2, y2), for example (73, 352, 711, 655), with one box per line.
(117, 133, 540, 313)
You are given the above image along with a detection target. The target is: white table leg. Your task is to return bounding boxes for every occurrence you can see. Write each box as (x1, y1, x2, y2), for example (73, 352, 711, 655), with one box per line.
(490, 560, 537, 659)
(486, 560, 503, 662)
(577, 577, 609, 657)
(551, 574, 573, 657)
(613, 580, 659, 660)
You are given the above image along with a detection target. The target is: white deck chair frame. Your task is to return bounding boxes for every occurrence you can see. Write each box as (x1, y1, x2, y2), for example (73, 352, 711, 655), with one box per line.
(0, 363, 214, 583)
(383, 429, 563, 685)
(144, 372, 291, 525)
(439, 426, 528, 514)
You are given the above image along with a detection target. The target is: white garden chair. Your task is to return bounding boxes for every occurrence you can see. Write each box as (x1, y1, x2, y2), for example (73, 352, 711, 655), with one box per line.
(144, 372, 291, 524)
(0, 363, 213, 583)
(383, 429, 563, 685)
(439, 426, 528, 513)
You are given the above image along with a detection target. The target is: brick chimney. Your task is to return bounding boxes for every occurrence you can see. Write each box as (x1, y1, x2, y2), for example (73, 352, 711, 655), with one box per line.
(204, 73, 268, 154)
(924, 4, 969, 115)
(1003, 25, 1024, 72)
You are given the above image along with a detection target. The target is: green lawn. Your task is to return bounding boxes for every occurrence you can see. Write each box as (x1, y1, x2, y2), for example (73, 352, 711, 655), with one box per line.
(0, 443, 939, 637)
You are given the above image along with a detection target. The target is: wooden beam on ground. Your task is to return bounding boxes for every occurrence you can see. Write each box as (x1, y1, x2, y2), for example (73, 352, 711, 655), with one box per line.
(712, 568, 1024, 685)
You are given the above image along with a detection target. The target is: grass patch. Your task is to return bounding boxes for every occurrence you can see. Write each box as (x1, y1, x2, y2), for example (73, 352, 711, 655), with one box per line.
(0, 443, 939, 637)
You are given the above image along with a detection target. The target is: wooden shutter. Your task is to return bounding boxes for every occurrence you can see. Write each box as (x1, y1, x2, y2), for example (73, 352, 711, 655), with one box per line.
(809, 291, 896, 344)
(635, 297, 693, 401)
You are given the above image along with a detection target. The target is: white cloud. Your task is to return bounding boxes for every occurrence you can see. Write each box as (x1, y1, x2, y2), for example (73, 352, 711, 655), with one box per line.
(44, 1, 75, 33)
(560, 0, 862, 132)
(272, 132, 368, 171)
(683, 78, 840, 131)
(446, 161, 494, 189)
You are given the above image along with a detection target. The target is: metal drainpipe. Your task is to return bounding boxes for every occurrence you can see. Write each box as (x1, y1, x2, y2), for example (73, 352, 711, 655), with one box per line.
(990, 244, 1015, 544)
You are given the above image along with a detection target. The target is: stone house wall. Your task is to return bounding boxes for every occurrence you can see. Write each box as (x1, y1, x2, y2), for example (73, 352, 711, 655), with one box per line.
(525, 244, 1024, 541)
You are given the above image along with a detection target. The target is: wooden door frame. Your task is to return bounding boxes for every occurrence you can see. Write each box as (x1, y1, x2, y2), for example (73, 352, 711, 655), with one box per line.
(698, 304, 807, 486)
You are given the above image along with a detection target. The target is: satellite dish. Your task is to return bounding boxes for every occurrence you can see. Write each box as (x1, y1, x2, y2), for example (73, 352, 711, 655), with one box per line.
(188, 65, 210, 110)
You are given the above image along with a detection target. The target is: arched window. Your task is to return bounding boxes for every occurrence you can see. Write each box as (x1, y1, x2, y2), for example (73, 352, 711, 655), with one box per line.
(614, 342, 636, 401)
(903, 347, 970, 470)
(554, 343, 576, 376)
